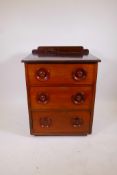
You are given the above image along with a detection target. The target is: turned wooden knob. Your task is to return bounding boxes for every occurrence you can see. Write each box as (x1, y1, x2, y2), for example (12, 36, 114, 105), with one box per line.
(72, 68, 87, 81)
(36, 68, 49, 81)
(72, 92, 85, 104)
(40, 117, 52, 128)
(37, 93, 49, 104)
(71, 117, 83, 127)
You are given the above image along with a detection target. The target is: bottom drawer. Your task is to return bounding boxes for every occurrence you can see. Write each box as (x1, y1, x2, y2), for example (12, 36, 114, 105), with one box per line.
(31, 111, 91, 135)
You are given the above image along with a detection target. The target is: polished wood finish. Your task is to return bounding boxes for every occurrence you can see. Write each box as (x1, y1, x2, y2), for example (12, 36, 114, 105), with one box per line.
(29, 86, 93, 110)
(32, 111, 90, 135)
(22, 46, 101, 136)
(27, 64, 97, 85)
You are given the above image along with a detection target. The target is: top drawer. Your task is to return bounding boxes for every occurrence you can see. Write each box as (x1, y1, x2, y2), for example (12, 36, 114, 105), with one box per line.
(26, 64, 97, 86)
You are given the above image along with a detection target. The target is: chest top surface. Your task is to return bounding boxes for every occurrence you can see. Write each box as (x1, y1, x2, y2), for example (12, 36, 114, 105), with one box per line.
(22, 54, 101, 64)
(22, 46, 101, 64)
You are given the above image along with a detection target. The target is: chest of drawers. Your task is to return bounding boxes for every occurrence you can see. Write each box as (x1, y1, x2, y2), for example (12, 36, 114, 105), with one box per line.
(22, 46, 101, 136)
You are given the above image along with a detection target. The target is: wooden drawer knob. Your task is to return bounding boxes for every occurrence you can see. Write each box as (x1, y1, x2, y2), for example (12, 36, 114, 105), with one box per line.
(71, 117, 83, 127)
(40, 117, 52, 128)
(72, 92, 85, 104)
(37, 93, 49, 104)
(72, 68, 87, 81)
(36, 68, 49, 81)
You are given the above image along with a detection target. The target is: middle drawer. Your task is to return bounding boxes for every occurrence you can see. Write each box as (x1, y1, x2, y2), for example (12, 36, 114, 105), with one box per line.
(29, 86, 93, 110)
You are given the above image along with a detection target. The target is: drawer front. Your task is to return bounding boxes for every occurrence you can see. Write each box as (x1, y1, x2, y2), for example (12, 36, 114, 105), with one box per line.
(29, 86, 93, 110)
(27, 64, 97, 85)
(32, 111, 90, 135)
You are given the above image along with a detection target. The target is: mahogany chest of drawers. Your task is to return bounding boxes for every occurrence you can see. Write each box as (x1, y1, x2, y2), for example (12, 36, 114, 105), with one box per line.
(22, 46, 101, 136)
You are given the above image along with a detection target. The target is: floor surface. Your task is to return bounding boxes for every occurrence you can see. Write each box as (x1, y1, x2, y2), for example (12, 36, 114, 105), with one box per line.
(0, 100, 117, 175)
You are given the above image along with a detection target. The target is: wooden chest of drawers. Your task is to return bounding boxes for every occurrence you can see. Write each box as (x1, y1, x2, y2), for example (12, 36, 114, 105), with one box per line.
(22, 46, 101, 135)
